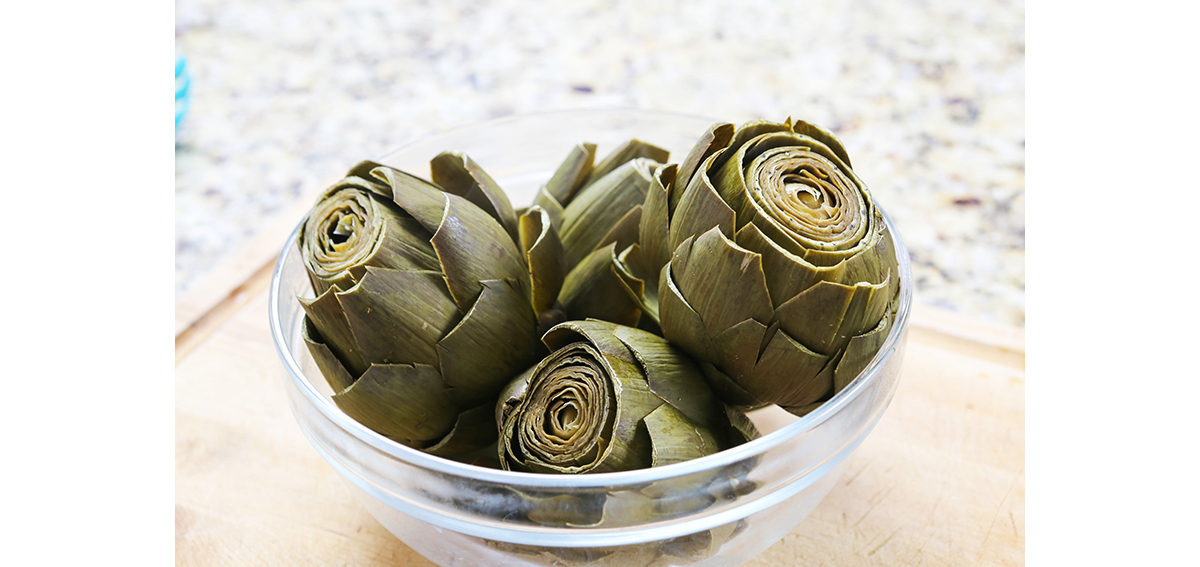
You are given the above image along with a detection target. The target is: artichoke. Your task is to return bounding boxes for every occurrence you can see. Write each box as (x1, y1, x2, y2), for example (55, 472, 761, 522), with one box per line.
(297, 158, 549, 455)
(615, 118, 900, 415)
(529, 140, 669, 328)
(497, 320, 757, 473)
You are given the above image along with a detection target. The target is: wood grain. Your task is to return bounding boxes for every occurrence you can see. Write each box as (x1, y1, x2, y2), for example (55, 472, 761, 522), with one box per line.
(176, 279, 1024, 566)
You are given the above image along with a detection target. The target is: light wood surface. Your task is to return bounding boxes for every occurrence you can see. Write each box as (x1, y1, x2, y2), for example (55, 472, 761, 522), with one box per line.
(176, 247, 1025, 565)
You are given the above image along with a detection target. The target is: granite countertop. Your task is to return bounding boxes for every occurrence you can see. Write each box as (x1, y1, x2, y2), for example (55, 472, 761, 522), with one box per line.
(175, 0, 1024, 327)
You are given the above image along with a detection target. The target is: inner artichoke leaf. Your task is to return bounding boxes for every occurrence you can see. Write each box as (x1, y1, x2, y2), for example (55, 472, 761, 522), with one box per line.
(791, 119, 854, 169)
(583, 138, 669, 187)
(708, 119, 794, 176)
(544, 142, 597, 205)
(331, 362, 458, 442)
(436, 278, 541, 408)
(336, 267, 460, 367)
(430, 150, 520, 243)
(645, 404, 721, 467)
(519, 206, 566, 316)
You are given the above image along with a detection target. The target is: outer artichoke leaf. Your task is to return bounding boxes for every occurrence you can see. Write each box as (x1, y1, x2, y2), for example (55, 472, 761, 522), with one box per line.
(735, 222, 842, 308)
(558, 244, 643, 328)
(373, 215, 441, 272)
(644, 404, 720, 467)
(673, 227, 774, 337)
(437, 278, 541, 407)
(675, 122, 735, 203)
(837, 222, 892, 287)
(746, 328, 832, 408)
(658, 262, 719, 365)
(833, 308, 893, 394)
(336, 267, 460, 367)
(331, 362, 457, 442)
(519, 206, 566, 315)
(560, 158, 656, 268)
(772, 280, 856, 354)
(711, 318, 769, 388)
(613, 244, 660, 325)
(496, 365, 537, 431)
(614, 325, 722, 429)
(584, 138, 670, 187)
(301, 316, 356, 393)
(639, 163, 676, 280)
(371, 166, 449, 231)
(299, 287, 369, 377)
(422, 401, 499, 457)
(430, 192, 531, 310)
(669, 160, 737, 258)
(699, 363, 763, 412)
(545, 142, 598, 204)
(430, 151, 520, 243)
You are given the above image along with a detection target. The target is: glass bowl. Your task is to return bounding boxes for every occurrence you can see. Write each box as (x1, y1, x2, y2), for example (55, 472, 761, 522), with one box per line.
(269, 109, 913, 567)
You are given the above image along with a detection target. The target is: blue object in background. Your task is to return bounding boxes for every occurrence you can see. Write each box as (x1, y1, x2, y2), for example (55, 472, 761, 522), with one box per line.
(176, 50, 191, 132)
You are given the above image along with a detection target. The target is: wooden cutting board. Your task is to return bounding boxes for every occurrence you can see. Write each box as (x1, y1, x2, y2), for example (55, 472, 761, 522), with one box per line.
(175, 222, 1024, 566)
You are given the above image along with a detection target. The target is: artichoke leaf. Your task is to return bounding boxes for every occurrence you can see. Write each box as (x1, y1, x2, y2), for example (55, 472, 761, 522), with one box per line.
(748, 328, 832, 408)
(833, 309, 893, 393)
(437, 278, 541, 407)
(560, 158, 657, 268)
(711, 318, 769, 388)
(698, 363, 763, 409)
(593, 204, 643, 260)
(558, 243, 642, 327)
(708, 118, 795, 175)
(645, 404, 721, 467)
(792, 119, 854, 169)
(735, 222, 843, 308)
(337, 267, 460, 367)
(422, 401, 500, 457)
(674, 122, 734, 209)
(331, 362, 457, 442)
(637, 163, 676, 282)
(613, 244, 660, 325)
(669, 153, 737, 258)
(672, 227, 774, 337)
(658, 261, 720, 365)
(774, 276, 891, 355)
(583, 138, 669, 187)
(300, 316, 356, 393)
(614, 325, 723, 429)
(518, 206, 566, 316)
(430, 150, 520, 243)
(299, 287, 369, 377)
(530, 186, 566, 228)
(544, 142, 598, 204)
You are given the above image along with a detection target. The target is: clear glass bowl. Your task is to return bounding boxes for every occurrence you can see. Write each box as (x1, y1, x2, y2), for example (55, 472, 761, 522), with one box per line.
(269, 109, 913, 567)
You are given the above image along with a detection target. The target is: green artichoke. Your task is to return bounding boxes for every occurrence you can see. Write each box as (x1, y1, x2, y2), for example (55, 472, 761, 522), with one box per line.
(497, 320, 757, 473)
(298, 158, 550, 456)
(615, 118, 900, 415)
(525, 139, 670, 328)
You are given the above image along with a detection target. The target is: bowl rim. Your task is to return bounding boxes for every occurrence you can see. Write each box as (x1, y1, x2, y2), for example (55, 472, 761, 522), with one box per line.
(268, 107, 914, 488)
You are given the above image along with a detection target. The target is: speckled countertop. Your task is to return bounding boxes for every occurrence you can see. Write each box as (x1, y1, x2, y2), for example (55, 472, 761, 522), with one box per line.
(175, 0, 1024, 327)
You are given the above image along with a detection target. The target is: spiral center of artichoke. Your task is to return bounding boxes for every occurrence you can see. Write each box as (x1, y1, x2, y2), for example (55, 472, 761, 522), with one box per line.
(329, 212, 358, 245)
(514, 344, 613, 467)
